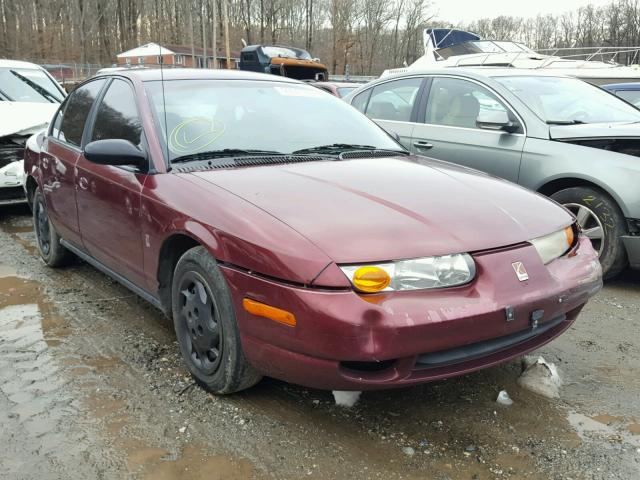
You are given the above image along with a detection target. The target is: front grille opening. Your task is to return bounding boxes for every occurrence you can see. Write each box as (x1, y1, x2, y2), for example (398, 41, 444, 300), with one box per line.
(340, 359, 396, 373)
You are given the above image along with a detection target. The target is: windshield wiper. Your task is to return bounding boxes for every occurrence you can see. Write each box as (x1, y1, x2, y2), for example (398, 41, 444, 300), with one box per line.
(0, 87, 13, 101)
(171, 149, 285, 164)
(292, 143, 408, 155)
(9, 70, 60, 103)
(546, 119, 586, 125)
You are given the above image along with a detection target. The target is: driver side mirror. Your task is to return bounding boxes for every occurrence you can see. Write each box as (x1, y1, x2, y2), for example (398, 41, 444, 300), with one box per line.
(84, 139, 147, 167)
(476, 110, 520, 133)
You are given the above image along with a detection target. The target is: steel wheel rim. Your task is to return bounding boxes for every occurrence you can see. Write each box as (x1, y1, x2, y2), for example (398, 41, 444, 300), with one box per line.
(178, 271, 222, 375)
(563, 202, 605, 256)
(35, 200, 51, 256)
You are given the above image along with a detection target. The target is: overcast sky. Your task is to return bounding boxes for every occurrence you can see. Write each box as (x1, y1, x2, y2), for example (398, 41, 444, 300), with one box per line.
(431, 0, 615, 24)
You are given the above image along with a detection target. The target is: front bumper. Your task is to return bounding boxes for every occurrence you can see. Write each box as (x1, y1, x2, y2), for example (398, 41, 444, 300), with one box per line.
(223, 237, 602, 390)
(622, 234, 640, 270)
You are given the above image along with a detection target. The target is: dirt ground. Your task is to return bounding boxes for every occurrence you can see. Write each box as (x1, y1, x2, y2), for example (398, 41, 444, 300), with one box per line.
(0, 204, 638, 480)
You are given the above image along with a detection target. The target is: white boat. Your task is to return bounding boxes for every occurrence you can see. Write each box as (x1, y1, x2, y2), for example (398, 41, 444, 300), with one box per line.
(383, 28, 640, 85)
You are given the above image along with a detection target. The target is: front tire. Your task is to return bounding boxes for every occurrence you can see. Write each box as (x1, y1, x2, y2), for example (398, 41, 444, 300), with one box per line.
(171, 246, 261, 394)
(551, 187, 627, 279)
(32, 190, 74, 267)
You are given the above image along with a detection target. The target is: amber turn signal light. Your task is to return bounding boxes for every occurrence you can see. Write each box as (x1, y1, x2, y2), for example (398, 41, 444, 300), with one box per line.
(352, 266, 391, 293)
(242, 298, 296, 327)
(565, 226, 575, 247)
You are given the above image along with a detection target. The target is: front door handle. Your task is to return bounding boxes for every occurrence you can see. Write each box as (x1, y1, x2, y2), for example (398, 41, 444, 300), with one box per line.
(413, 140, 434, 150)
(78, 177, 89, 190)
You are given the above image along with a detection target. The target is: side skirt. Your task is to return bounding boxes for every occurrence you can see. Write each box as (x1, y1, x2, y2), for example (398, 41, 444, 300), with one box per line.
(60, 239, 164, 311)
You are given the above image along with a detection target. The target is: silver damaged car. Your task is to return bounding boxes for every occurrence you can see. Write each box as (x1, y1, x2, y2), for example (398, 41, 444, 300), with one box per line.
(345, 69, 640, 278)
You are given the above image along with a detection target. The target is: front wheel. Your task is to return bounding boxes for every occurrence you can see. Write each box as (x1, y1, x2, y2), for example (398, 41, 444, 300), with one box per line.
(32, 190, 74, 267)
(171, 246, 261, 394)
(551, 187, 627, 279)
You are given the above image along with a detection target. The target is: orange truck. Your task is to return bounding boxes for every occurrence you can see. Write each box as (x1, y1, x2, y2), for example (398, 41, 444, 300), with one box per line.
(239, 45, 328, 81)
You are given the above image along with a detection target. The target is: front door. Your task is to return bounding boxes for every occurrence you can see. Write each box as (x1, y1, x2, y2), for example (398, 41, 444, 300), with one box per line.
(75, 78, 148, 287)
(412, 76, 525, 182)
(42, 79, 106, 245)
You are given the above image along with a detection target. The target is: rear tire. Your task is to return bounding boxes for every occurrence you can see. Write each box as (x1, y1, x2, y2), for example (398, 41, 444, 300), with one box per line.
(551, 187, 627, 279)
(32, 190, 74, 267)
(171, 246, 262, 394)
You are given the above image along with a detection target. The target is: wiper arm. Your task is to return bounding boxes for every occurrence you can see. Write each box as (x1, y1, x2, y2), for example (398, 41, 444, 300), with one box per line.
(0, 87, 13, 101)
(546, 119, 586, 125)
(10, 70, 60, 103)
(171, 149, 285, 164)
(292, 143, 408, 155)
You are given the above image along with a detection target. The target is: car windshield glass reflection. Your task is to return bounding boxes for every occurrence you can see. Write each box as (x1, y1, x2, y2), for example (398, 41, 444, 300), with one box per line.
(495, 75, 640, 124)
(0, 67, 64, 103)
(145, 80, 400, 163)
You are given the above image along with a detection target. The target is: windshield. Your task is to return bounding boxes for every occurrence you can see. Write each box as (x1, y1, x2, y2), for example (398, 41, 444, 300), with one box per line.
(494, 75, 640, 124)
(0, 67, 64, 103)
(262, 46, 311, 60)
(145, 80, 400, 162)
(337, 87, 357, 97)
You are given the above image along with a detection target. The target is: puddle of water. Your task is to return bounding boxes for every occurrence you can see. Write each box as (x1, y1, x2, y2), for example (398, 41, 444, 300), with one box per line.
(591, 414, 624, 425)
(3, 223, 34, 234)
(133, 444, 256, 480)
(0, 272, 71, 345)
(567, 412, 640, 447)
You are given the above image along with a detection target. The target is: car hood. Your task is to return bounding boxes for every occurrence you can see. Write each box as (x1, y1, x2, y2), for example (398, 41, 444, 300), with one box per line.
(0, 102, 59, 137)
(190, 156, 573, 263)
(549, 121, 640, 140)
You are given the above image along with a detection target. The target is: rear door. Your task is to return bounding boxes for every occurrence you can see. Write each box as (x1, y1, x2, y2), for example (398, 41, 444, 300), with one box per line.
(412, 76, 525, 182)
(42, 79, 106, 244)
(75, 78, 148, 287)
(351, 77, 425, 151)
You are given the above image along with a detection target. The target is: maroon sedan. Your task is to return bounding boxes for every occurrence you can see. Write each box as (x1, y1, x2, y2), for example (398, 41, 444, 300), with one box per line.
(24, 69, 602, 394)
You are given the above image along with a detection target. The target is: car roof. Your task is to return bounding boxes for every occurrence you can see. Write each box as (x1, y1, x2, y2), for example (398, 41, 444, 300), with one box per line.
(0, 59, 45, 70)
(100, 67, 302, 84)
(601, 82, 640, 90)
(381, 67, 571, 82)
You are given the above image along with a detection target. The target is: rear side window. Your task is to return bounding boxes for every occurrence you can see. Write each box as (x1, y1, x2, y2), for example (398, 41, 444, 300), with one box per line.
(616, 90, 640, 108)
(91, 79, 143, 146)
(365, 78, 422, 122)
(351, 90, 371, 113)
(58, 79, 106, 146)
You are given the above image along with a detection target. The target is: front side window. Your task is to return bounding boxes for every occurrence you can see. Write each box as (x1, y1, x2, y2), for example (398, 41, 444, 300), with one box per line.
(0, 67, 64, 103)
(425, 77, 510, 129)
(365, 78, 422, 122)
(495, 75, 640, 124)
(144, 80, 400, 162)
(615, 90, 640, 108)
(58, 79, 106, 147)
(91, 79, 143, 146)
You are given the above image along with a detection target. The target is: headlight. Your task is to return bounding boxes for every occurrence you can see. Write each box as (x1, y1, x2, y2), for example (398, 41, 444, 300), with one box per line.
(340, 253, 476, 293)
(530, 226, 575, 264)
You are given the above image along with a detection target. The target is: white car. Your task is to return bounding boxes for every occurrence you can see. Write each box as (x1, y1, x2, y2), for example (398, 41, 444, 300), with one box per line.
(0, 59, 65, 205)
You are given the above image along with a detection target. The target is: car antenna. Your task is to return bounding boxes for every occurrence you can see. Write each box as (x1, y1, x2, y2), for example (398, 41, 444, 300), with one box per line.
(159, 42, 170, 170)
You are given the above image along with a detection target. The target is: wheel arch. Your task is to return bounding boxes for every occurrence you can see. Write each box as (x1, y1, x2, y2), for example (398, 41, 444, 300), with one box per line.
(536, 176, 628, 217)
(156, 232, 203, 314)
(25, 175, 39, 208)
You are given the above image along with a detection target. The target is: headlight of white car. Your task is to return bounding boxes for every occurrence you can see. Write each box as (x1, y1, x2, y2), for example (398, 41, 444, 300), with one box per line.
(530, 226, 575, 264)
(340, 254, 476, 293)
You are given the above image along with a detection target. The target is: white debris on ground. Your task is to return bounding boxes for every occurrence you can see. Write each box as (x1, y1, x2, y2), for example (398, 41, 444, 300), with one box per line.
(518, 356, 562, 398)
(332, 390, 361, 407)
(496, 390, 514, 406)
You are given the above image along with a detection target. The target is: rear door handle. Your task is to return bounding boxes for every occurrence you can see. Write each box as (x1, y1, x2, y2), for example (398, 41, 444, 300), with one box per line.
(413, 141, 434, 150)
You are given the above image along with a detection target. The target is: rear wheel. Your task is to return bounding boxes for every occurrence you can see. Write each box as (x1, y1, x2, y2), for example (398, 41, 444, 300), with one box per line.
(32, 190, 74, 267)
(551, 187, 627, 279)
(171, 246, 261, 394)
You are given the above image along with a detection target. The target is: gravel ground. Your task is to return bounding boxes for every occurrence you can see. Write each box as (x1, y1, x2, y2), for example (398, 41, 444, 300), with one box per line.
(0, 204, 639, 480)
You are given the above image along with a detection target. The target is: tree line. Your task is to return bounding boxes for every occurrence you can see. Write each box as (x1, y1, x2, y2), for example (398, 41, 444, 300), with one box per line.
(1, 0, 639, 76)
